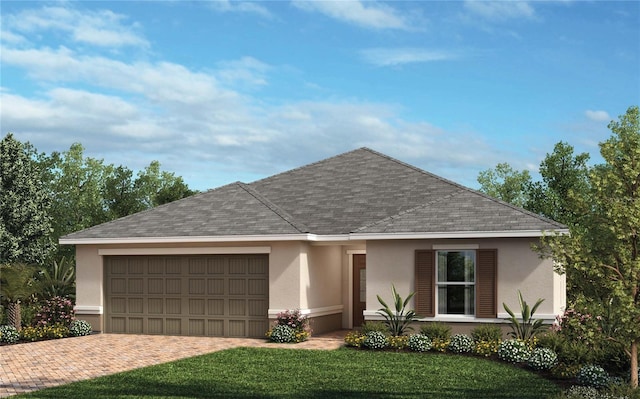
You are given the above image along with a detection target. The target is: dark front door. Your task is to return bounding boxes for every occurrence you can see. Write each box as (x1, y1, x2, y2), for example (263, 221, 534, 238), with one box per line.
(352, 254, 366, 327)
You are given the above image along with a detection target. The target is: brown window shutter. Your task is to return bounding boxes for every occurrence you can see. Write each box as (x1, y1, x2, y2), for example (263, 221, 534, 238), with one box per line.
(476, 249, 498, 318)
(415, 250, 435, 317)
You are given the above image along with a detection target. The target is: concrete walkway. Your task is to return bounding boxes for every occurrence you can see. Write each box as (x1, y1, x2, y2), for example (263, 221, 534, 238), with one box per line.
(0, 331, 347, 397)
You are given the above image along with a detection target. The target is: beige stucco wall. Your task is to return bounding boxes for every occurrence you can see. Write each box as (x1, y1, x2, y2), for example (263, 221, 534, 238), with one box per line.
(73, 240, 348, 332)
(365, 238, 564, 323)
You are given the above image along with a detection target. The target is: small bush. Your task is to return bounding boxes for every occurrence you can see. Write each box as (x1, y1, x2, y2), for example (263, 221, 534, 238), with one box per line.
(551, 362, 582, 380)
(0, 325, 20, 344)
(268, 324, 295, 343)
(420, 322, 451, 340)
(577, 365, 609, 389)
(559, 385, 602, 399)
(361, 321, 389, 334)
(536, 331, 566, 353)
(473, 340, 501, 357)
(267, 309, 311, 343)
(34, 296, 75, 327)
(448, 334, 474, 354)
(528, 347, 558, 371)
(471, 324, 502, 342)
(498, 339, 531, 363)
(344, 331, 365, 348)
(407, 334, 432, 352)
(69, 320, 92, 337)
(363, 331, 389, 350)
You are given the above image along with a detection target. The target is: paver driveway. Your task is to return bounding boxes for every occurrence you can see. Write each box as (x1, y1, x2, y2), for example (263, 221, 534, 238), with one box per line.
(0, 331, 346, 398)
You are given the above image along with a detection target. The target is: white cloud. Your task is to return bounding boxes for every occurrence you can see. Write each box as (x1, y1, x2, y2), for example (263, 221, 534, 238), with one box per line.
(216, 57, 271, 87)
(585, 109, 610, 122)
(464, 1, 535, 21)
(3, 6, 148, 48)
(208, 1, 273, 18)
(360, 48, 458, 66)
(292, 0, 410, 30)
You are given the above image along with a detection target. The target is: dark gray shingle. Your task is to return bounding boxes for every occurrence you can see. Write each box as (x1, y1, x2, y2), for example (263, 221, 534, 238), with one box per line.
(62, 148, 565, 240)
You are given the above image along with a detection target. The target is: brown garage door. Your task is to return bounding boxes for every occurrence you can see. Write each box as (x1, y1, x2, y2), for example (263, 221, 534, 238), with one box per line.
(105, 254, 269, 337)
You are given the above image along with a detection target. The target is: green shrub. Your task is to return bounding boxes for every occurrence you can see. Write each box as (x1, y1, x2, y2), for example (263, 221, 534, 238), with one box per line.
(448, 334, 474, 354)
(498, 339, 531, 363)
(577, 365, 609, 389)
(551, 363, 582, 380)
(268, 324, 295, 343)
(69, 319, 92, 337)
(361, 321, 389, 334)
(528, 347, 558, 371)
(363, 331, 389, 350)
(0, 325, 19, 344)
(471, 324, 502, 342)
(420, 322, 451, 340)
(558, 341, 595, 366)
(537, 331, 565, 352)
(407, 334, 432, 352)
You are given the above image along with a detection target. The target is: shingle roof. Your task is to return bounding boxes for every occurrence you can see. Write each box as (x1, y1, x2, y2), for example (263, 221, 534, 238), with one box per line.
(61, 148, 566, 241)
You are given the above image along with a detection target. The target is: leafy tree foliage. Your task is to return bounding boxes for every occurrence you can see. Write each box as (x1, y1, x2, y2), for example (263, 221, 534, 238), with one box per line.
(0, 133, 54, 265)
(527, 142, 590, 226)
(546, 106, 640, 389)
(0, 263, 38, 330)
(477, 163, 532, 208)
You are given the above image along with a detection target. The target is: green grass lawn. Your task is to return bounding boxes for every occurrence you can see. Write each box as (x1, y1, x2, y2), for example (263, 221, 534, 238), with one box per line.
(18, 347, 561, 399)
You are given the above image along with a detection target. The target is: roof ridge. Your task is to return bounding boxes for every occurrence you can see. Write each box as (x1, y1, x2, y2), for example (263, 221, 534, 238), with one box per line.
(361, 148, 567, 229)
(236, 182, 310, 233)
(353, 188, 467, 232)
(248, 147, 369, 185)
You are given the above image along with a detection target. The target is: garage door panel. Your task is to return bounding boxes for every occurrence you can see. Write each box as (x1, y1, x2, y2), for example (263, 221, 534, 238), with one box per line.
(189, 279, 206, 295)
(148, 298, 163, 314)
(166, 278, 182, 294)
(148, 318, 163, 334)
(189, 299, 206, 315)
(106, 255, 269, 337)
(148, 278, 164, 294)
(229, 279, 246, 295)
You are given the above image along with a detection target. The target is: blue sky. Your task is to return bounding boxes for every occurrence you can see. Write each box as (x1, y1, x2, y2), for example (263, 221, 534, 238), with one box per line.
(1, 1, 638, 191)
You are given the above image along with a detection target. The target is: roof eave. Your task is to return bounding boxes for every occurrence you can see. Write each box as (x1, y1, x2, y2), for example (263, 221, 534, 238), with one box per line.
(349, 229, 570, 240)
(59, 233, 351, 245)
(60, 229, 569, 245)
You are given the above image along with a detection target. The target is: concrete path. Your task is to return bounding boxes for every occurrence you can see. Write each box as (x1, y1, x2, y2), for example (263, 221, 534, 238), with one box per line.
(0, 331, 347, 397)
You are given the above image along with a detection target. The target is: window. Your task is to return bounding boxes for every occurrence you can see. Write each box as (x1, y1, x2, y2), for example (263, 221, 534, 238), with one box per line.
(436, 251, 475, 315)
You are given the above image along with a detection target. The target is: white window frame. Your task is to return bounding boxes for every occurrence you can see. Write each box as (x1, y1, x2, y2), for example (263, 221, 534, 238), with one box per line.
(435, 250, 476, 317)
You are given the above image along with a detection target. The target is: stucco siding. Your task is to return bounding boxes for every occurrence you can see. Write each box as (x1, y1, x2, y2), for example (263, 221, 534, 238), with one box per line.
(306, 245, 342, 309)
(365, 238, 564, 322)
(75, 245, 104, 331)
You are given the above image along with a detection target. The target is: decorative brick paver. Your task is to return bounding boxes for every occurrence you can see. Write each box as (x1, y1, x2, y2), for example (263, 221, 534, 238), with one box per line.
(0, 331, 347, 398)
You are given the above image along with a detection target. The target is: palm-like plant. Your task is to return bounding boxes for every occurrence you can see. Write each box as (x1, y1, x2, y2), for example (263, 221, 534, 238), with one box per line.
(503, 290, 546, 341)
(0, 263, 38, 330)
(377, 284, 418, 336)
(37, 256, 76, 300)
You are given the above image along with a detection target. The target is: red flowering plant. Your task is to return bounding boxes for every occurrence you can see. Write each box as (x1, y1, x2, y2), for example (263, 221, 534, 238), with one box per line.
(266, 309, 312, 343)
(34, 296, 75, 328)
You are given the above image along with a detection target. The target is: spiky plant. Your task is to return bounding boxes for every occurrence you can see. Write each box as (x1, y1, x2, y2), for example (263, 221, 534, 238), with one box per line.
(503, 290, 546, 342)
(377, 284, 417, 336)
(37, 256, 76, 300)
(0, 263, 38, 330)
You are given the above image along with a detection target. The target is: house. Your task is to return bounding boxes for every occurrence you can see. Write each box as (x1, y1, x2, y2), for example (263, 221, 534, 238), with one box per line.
(61, 148, 567, 338)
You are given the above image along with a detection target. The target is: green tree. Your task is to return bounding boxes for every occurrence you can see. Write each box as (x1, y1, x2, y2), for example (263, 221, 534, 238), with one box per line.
(546, 106, 640, 389)
(0, 133, 54, 265)
(136, 161, 196, 207)
(477, 162, 532, 208)
(0, 263, 38, 330)
(526, 142, 591, 225)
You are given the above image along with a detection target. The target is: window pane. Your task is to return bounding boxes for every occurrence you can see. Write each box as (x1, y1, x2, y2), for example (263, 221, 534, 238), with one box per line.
(437, 251, 475, 282)
(438, 285, 475, 315)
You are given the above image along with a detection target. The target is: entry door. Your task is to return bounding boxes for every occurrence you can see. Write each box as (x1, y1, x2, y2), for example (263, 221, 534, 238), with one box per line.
(352, 254, 366, 327)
